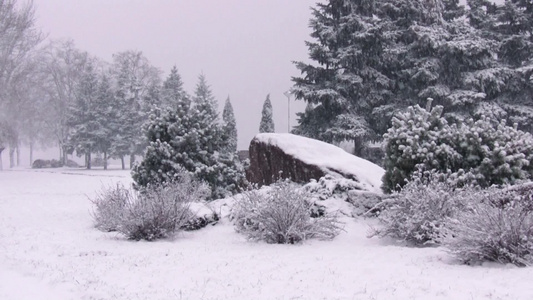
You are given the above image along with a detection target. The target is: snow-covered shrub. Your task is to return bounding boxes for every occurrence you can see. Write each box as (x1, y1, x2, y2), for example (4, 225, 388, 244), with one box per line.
(91, 183, 129, 232)
(181, 205, 220, 231)
(370, 173, 465, 245)
(232, 180, 343, 244)
(382, 101, 533, 192)
(119, 175, 209, 241)
(382, 103, 454, 193)
(132, 107, 246, 200)
(304, 175, 382, 216)
(91, 172, 209, 241)
(443, 185, 533, 266)
(304, 175, 362, 200)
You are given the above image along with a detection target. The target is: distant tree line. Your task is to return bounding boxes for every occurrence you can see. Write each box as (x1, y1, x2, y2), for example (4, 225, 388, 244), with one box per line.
(0, 0, 243, 170)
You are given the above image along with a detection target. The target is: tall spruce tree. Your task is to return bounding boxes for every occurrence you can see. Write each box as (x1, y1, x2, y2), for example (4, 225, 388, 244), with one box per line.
(131, 68, 193, 188)
(292, 0, 533, 158)
(292, 0, 389, 156)
(479, 0, 533, 131)
(109, 51, 161, 169)
(68, 61, 99, 169)
(222, 96, 238, 153)
(93, 74, 116, 170)
(160, 66, 188, 110)
(259, 94, 275, 133)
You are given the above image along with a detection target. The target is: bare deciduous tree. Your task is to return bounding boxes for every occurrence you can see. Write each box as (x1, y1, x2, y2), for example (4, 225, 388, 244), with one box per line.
(40, 39, 90, 164)
(0, 0, 44, 167)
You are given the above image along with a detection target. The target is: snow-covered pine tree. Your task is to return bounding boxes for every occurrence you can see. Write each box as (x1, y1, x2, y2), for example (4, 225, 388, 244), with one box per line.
(259, 94, 275, 133)
(67, 61, 100, 169)
(132, 74, 245, 199)
(292, 0, 390, 156)
(222, 96, 238, 153)
(108, 51, 161, 169)
(131, 67, 193, 186)
(160, 66, 188, 110)
(479, 0, 533, 131)
(109, 60, 135, 169)
(293, 0, 533, 158)
(189, 75, 244, 198)
(219, 96, 246, 197)
(93, 74, 116, 170)
(382, 101, 533, 193)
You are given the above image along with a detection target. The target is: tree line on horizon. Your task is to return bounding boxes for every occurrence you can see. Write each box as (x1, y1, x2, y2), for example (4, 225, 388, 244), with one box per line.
(0, 0, 284, 170)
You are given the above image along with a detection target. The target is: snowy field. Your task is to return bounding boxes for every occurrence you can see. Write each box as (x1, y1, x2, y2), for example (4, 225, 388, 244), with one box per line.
(1, 168, 532, 300)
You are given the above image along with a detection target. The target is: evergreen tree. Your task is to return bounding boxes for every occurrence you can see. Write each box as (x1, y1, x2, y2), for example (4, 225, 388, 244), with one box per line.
(382, 101, 533, 192)
(109, 60, 136, 169)
(68, 61, 99, 169)
(160, 66, 188, 110)
(108, 51, 161, 169)
(133, 74, 245, 199)
(292, 0, 533, 158)
(480, 0, 533, 131)
(259, 94, 275, 133)
(222, 96, 238, 153)
(292, 0, 389, 156)
(93, 74, 116, 170)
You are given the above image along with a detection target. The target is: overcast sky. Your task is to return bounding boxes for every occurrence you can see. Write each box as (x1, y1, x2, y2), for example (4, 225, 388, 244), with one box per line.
(33, 0, 317, 150)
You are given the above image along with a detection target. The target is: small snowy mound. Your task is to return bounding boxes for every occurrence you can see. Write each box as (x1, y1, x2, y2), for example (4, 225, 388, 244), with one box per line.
(248, 133, 384, 193)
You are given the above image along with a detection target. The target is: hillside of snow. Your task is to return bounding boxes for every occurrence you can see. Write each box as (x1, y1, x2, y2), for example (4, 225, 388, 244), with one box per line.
(1, 168, 532, 300)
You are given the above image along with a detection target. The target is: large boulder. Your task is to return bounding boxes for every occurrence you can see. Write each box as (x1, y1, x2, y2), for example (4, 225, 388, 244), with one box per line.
(246, 133, 384, 193)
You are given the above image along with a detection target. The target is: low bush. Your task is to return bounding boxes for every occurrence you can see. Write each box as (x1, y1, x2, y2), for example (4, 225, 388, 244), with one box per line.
(382, 101, 533, 193)
(369, 173, 465, 245)
(181, 213, 220, 231)
(91, 183, 130, 232)
(32, 159, 49, 168)
(32, 159, 64, 168)
(443, 185, 533, 266)
(50, 159, 63, 168)
(91, 172, 209, 241)
(232, 180, 343, 244)
(65, 159, 79, 168)
(304, 175, 383, 216)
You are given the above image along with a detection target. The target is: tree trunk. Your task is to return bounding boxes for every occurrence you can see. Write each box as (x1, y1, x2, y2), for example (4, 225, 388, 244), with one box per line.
(120, 156, 125, 170)
(9, 148, 15, 168)
(16, 146, 20, 166)
(103, 151, 108, 170)
(353, 136, 365, 158)
(86, 152, 92, 170)
(29, 142, 34, 167)
(129, 154, 135, 169)
(61, 145, 69, 165)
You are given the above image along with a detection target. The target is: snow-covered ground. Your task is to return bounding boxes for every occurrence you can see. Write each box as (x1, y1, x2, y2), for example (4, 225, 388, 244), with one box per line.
(1, 168, 532, 300)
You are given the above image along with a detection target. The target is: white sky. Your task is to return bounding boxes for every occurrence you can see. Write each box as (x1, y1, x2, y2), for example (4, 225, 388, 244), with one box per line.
(32, 0, 316, 150)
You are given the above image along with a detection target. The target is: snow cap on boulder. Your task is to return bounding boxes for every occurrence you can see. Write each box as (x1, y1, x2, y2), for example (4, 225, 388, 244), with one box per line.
(247, 133, 384, 193)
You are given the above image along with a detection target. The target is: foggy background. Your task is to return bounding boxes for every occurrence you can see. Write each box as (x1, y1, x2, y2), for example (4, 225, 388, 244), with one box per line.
(34, 0, 316, 149)
(3, 0, 504, 168)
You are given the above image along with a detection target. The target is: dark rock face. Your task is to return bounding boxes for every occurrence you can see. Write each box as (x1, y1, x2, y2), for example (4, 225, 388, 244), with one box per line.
(247, 137, 326, 186)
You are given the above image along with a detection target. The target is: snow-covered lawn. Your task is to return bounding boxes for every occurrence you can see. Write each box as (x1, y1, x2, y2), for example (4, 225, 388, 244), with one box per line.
(1, 169, 532, 300)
